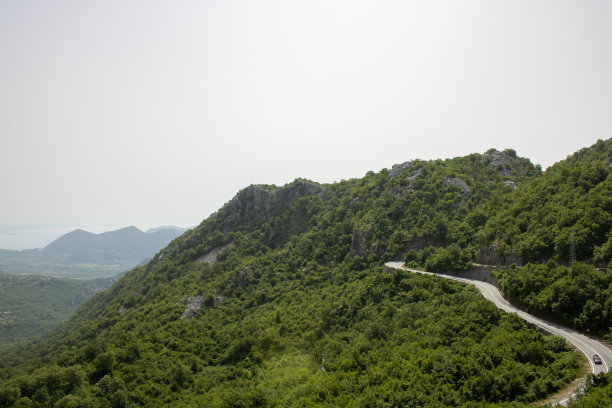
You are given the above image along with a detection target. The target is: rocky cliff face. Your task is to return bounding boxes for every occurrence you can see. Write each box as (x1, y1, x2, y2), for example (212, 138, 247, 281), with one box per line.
(477, 244, 522, 266)
(220, 179, 324, 232)
(169, 179, 324, 256)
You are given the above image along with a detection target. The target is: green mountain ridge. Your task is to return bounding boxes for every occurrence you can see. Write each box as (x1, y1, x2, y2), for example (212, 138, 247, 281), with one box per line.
(0, 141, 611, 407)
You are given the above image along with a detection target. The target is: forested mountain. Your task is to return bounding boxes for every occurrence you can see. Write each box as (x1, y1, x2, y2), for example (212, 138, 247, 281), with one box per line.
(0, 226, 186, 278)
(41, 227, 168, 264)
(482, 140, 612, 341)
(481, 139, 612, 265)
(0, 141, 610, 407)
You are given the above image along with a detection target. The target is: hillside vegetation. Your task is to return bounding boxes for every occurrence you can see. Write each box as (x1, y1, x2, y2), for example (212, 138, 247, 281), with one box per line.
(0, 140, 611, 407)
(494, 262, 612, 340)
(0, 274, 115, 351)
(482, 139, 612, 265)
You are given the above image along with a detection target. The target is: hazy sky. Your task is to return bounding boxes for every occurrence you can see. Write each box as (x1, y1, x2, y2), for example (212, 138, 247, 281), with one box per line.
(1, 0, 611, 231)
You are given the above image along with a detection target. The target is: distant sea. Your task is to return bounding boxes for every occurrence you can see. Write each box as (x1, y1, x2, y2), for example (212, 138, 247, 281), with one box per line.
(0, 225, 123, 251)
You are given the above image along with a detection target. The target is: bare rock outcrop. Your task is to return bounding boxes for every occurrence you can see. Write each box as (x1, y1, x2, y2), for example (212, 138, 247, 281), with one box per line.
(477, 245, 522, 266)
(443, 177, 471, 197)
(405, 168, 422, 189)
(181, 295, 204, 320)
(220, 179, 324, 232)
(388, 161, 415, 179)
(482, 149, 519, 176)
(196, 242, 235, 265)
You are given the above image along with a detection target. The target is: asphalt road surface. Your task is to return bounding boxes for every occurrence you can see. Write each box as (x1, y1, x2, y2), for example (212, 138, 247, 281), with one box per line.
(385, 262, 612, 376)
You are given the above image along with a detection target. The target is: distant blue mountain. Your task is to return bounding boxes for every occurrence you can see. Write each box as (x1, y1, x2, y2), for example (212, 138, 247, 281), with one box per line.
(0, 226, 187, 277)
(39, 226, 187, 264)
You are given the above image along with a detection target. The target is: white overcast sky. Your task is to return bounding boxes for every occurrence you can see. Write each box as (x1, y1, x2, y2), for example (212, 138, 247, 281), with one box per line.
(1, 0, 611, 231)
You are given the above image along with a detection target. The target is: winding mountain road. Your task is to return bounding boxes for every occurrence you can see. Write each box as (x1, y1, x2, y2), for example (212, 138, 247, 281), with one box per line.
(385, 262, 612, 377)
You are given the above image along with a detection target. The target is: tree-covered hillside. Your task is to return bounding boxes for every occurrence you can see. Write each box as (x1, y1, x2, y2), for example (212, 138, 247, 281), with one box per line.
(0, 141, 610, 407)
(482, 139, 612, 341)
(0, 274, 115, 351)
(482, 139, 612, 266)
(494, 262, 612, 340)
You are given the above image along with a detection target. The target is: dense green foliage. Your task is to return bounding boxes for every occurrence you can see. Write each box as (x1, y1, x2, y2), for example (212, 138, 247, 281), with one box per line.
(0, 274, 115, 350)
(1, 141, 611, 407)
(0, 254, 581, 407)
(494, 262, 612, 340)
(482, 139, 612, 266)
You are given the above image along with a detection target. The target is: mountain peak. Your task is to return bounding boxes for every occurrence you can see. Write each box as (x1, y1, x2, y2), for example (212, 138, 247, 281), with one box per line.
(219, 178, 323, 232)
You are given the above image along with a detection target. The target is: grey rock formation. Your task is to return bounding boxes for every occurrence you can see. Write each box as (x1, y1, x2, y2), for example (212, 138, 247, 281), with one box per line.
(388, 161, 415, 178)
(391, 168, 423, 197)
(443, 177, 471, 197)
(477, 245, 522, 266)
(196, 243, 235, 265)
(405, 168, 422, 189)
(482, 149, 518, 176)
(220, 179, 324, 232)
(181, 295, 204, 320)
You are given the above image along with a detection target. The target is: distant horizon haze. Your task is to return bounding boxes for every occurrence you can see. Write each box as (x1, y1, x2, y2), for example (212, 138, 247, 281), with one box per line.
(0, 224, 190, 251)
(1, 1, 610, 237)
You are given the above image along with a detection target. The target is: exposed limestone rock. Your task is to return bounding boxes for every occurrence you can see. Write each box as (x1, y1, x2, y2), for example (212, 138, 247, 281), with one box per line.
(504, 180, 517, 189)
(220, 179, 324, 232)
(181, 295, 204, 320)
(443, 177, 471, 197)
(482, 149, 519, 176)
(196, 242, 235, 265)
(118, 305, 129, 315)
(477, 245, 522, 266)
(392, 168, 423, 197)
(405, 168, 422, 189)
(388, 161, 414, 179)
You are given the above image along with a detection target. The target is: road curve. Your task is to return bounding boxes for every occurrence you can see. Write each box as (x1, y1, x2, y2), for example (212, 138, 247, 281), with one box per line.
(385, 262, 612, 377)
